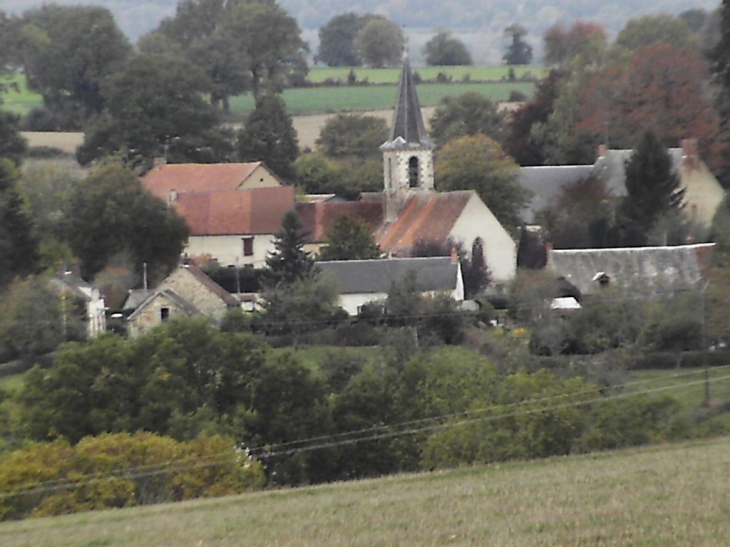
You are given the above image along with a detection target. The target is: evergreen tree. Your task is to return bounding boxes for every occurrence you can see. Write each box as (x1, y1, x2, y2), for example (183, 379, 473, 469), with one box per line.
(318, 215, 380, 261)
(265, 210, 314, 285)
(503, 24, 533, 65)
(0, 159, 39, 287)
(462, 238, 491, 297)
(620, 129, 685, 242)
(237, 94, 299, 182)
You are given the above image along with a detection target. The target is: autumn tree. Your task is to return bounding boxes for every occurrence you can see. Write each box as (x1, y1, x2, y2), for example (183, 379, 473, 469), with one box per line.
(429, 92, 508, 148)
(423, 29, 472, 66)
(543, 21, 607, 68)
(503, 24, 533, 65)
(237, 94, 299, 182)
(318, 215, 380, 261)
(576, 44, 722, 151)
(435, 134, 527, 231)
(17, 5, 132, 128)
(354, 17, 404, 68)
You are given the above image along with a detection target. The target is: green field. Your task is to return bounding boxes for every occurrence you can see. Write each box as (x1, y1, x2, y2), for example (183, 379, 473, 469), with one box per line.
(0, 75, 42, 117)
(307, 65, 546, 84)
(1, 73, 536, 119)
(1, 437, 728, 547)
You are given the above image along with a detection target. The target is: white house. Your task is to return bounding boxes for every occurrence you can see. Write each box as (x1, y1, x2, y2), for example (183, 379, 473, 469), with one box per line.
(316, 256, 464, 315)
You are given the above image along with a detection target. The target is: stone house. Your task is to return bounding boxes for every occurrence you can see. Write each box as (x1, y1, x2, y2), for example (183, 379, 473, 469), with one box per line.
(127, 264, 239, 337)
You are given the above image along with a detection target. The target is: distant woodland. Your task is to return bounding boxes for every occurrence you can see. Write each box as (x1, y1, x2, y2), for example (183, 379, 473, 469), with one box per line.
(5, 0, 722, 63)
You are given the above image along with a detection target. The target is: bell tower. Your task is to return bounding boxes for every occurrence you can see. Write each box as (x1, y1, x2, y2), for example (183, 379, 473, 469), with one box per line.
(381, 55, 435, 222)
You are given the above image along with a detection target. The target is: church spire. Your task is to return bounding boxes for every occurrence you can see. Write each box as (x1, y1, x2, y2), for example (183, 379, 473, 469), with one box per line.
(383, 55, 434, 149)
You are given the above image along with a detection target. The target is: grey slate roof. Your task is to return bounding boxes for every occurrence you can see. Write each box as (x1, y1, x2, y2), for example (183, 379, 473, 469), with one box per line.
(518, 165, 594, 223)
(315, 257, 459, 295)
(591, 148, 684, 196)
(381, 57, 434, 150)
(548, 244, 711, 296)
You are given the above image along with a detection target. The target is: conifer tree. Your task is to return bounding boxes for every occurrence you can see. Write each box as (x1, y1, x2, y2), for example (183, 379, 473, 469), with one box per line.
(265, 210, 314, 285)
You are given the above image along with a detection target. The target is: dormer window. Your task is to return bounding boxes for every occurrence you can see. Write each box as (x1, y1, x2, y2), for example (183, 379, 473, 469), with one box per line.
(592, 272, 611, 287)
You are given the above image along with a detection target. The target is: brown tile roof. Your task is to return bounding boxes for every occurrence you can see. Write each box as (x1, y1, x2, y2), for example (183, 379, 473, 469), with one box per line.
(297, 201, 384, 243)
(176, 186, 296, 236)
(181, 265, 240, 307)
(142, 162, 266, 200)
(375, 192, 472, 254)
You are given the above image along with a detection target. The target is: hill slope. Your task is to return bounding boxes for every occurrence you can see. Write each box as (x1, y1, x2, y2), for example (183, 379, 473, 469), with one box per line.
(1, 437, 729, 547)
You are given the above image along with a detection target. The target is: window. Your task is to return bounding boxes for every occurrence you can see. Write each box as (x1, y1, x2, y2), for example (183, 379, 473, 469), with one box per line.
(160, 307, 170, 322)
(408, 156, 419, 188)
(243, 237, 254, 257)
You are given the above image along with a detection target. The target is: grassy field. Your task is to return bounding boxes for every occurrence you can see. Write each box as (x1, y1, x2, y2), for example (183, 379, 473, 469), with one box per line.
(1, 436, 728, 546)
(307, 65, 546, 84)
(2, 72, 535, 119)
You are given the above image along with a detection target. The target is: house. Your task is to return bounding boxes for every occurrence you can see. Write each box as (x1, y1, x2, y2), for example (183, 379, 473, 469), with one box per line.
(48, 270, 106, 337)
(518, 140, 726, 228)
(316, 256, 464, 315)
(141, 161, 294, 267)
(174, 185, 296, 267)
(127, 264, 239, 337)
(142, 161, 284, 200)
(546, 243, 714, 297)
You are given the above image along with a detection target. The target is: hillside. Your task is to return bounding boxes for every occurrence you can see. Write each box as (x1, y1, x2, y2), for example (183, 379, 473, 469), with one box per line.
(4, 0, 721, 63)
(1, 437, 728, 546)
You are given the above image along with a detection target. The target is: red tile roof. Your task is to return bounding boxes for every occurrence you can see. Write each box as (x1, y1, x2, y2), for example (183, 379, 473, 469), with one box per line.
(296, 201, 384, 243)
(142, 162, 268, 200)
(176, 186, 296, 236)
(375, 192, 473, 254)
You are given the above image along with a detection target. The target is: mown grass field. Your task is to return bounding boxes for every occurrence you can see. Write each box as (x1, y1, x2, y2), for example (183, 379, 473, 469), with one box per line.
(1, 437, 728, 547)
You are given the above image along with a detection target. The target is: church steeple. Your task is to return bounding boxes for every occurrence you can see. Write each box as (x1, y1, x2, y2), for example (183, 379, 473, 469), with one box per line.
(381, 55, 435, 222)
(385, 56, 434, 148)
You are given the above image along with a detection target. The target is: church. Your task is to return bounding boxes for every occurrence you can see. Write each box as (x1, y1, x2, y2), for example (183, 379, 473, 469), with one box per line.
(142, 58, 517, 286)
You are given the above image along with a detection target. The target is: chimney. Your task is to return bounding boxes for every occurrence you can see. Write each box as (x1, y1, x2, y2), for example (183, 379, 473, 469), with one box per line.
(681, 138, 699, 169)
(168, 189, 178, 207)
(450, 247, 459, 264)
(153, 157, 167, 169)
(597, 144, 607, 159)
(544, 242, 553, 268)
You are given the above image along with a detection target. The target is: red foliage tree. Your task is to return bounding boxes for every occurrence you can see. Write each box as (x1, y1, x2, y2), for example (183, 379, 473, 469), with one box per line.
(543, 21, 607, 67)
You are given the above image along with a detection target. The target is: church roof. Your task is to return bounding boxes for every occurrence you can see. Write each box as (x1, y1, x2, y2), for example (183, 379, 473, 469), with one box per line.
(375, 191, 474, 254)
(381, 57, 434, 150)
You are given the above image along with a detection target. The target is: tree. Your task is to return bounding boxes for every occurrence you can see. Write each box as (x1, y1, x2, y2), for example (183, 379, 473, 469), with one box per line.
(503, 24, 533, 65)
(613, 14, 698, 56)
(265, 210, 314, 286)
(503, 71, 564, 166)
(77, 53, 233, 168)
(17, 5, 132, 128)
(711, 0, 730, 186)
(0, 159, 39, 287)
(354, 17, 405, 68)
(620, 129, 685, 240)
(295, 153, 345, 195)
(317, 12, 365, 67)
(316, 114, 388, 159)
(429, 92, 508, 147)
(63, 164, 189, 280)
(423, 29, 472, 66)
(237, 94, 299, 182)
(222, 1, 307, 98)
(462, 238, 490, 297)
(0, 112, 27, 166)
(435, 134, 528, 231)
(318, 215, 380, 261)
(146, 0, 250, 111)
(543, 21, 607, 68)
